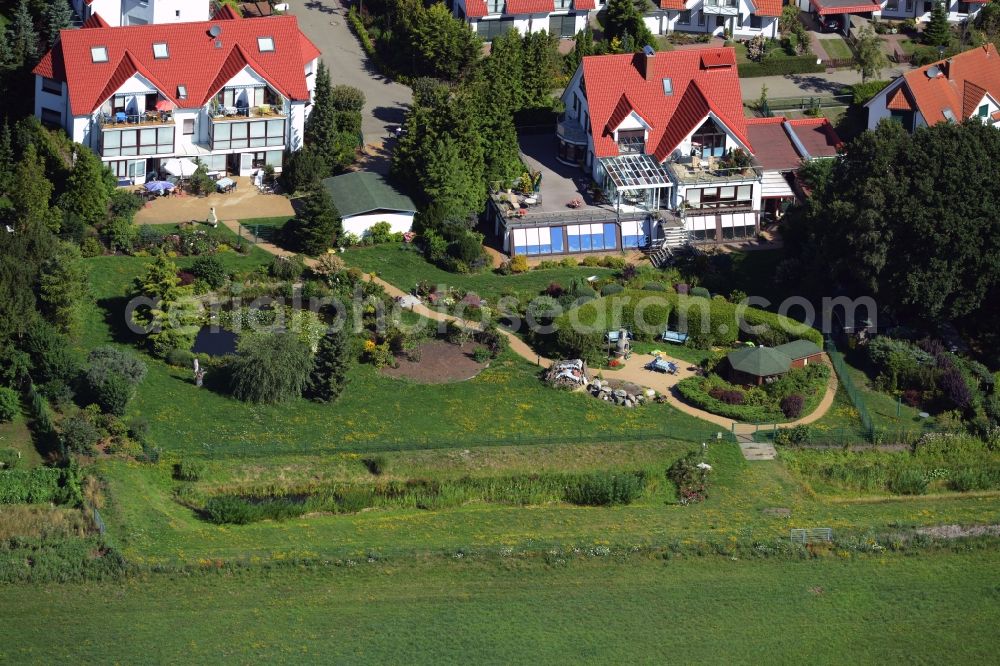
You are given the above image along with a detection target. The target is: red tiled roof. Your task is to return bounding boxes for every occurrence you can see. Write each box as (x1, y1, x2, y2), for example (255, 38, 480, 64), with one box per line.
(506, 0, 554, 11)
(81, 13, 110, 29)
(898, 44, 1000, 125)
(658, 0, 687, 8)
(604, 93, 636, 134)
(886, 85, 914, 110)
(809, 0, 880, 14)
(576, 0, 597, 8)
(746, 118, 801, 170)
(465, 0, 488, 17)
(751, 0, 783, 17)
(787, 117, 842, 157)
(700, 50, 736, 68)
(33, 16, 320, 117)
(581, 47, 750, 160)
(993, 110, 1000, 120)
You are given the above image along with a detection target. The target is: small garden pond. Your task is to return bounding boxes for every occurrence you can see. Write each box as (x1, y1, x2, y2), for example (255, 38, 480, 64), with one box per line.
(191, 327, 238, 356)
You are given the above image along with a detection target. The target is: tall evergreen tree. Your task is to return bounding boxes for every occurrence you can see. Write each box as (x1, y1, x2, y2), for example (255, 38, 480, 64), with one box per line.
(303, 61, 336, 171)
(604, 0, 655, 51)
(923, 0, 950, 46)
(0, 122, 14, 200)
(290, 186, 341, 255)
(61, 146, 111, 228)
(522, 31, 559, 109)
(11, 143, 52, 232)
(11, 0, 39, 66)
(38, 240, 88, 336)
(45, 0, 72, 46)
(307, 329, 351, 402)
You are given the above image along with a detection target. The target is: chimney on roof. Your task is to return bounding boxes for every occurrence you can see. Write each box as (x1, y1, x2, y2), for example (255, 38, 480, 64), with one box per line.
(637, 45, 655, 82)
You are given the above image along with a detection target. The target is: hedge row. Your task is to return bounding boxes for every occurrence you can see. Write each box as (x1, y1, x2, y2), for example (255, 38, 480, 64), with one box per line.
(851, 79, 891, 106)
(738, 57, 825, 78)
(675, 378, 775, 422)
(551, 290, 822, 363)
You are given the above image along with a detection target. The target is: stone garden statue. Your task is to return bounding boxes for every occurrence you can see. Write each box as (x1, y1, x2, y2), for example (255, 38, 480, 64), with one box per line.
(207, 207, 218, 228)
(193, 357, 205, 388)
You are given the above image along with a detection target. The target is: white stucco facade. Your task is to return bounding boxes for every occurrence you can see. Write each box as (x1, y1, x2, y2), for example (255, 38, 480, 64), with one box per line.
(644, 0, 780, 39)
(343, 211, 415, 237)
(72, 0, 211, 26)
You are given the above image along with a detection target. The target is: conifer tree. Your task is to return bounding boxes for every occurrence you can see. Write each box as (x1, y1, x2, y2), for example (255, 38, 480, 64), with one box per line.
(303, 61, 336, 173)
(307, 329, 351, 403)
(45, 0, 72, 47)
(290, 186, 341, 255)
(11, 0, 39, 66)
(61, 146, 111, 228)
(924, 0, 950, 46)
(11, 143, 52, 232)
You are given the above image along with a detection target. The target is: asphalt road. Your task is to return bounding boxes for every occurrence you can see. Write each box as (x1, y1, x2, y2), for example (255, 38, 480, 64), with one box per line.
(291, 0, 412, 141)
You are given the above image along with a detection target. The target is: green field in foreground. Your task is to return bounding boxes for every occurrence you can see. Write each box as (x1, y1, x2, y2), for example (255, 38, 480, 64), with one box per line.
(3, 551, 998, 663)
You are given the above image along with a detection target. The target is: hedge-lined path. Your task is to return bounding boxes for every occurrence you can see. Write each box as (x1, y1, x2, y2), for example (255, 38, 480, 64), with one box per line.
(224, 217, 837, 438)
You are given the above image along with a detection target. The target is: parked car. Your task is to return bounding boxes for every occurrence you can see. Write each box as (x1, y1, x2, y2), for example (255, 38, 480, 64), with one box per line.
(822, 16, 843, 33)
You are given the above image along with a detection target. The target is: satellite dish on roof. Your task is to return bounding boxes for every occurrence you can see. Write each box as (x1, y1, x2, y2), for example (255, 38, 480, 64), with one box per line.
(209, 25, 222, 37)
(643, 45, 655, 57)
(926, 65, 940, 78)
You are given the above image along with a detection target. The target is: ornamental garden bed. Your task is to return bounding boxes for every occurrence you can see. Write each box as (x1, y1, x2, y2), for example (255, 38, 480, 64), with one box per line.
(381, 340, 490, 384)
(676, 363, 830, 423)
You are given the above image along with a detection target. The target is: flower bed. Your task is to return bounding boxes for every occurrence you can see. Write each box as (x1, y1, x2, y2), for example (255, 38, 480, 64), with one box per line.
(676, 364, 830, 423)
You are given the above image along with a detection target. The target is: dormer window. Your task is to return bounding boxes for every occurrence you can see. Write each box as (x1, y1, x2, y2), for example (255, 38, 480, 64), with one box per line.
(153, 43, 169, 59)
(177, 85, 188, 100)
(257, 36, 275, 52)
(91, 46, 108, 63)
(617, 129, 645, 154)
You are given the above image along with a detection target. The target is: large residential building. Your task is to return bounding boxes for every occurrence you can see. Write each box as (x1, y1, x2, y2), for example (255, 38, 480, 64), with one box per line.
(33, 12, 321, 184)
(454, 0, 595, 41)
(796, 0, 984, 30)
(865, 44, 1000, 132)
(455, 0, 780, 40)
(643, 0, 782, 40)
(71, 0, 211, 27)
(489, 47, 839, 257)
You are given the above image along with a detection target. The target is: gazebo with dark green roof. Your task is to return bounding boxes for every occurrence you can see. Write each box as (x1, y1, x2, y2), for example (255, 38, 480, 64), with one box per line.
(726, 346, 793, 386)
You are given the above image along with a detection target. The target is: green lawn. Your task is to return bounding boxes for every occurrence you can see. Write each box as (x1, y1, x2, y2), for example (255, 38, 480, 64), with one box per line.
(342, 243, 616, 301)
(0, 404, 41, 468)
(3, 551, 999, 662)
(821, 36, 854, 61)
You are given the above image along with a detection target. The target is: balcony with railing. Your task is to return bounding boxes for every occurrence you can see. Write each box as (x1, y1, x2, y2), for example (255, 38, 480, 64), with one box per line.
(209, 104, 288, 122)
(97, 110, 175, 129)
(702, 0, 739, 14)
(667, 156, 761, 185)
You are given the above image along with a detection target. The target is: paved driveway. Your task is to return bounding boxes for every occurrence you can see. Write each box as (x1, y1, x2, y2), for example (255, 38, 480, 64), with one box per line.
(291, 0, 412, 142)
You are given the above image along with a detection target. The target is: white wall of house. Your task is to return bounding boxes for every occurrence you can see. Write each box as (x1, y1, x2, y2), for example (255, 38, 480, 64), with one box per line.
(33, 75, 70, 128)
(467, 11, 588, 38)
(150, 0, 210, 24)
(645, 1, 779, 38)
(343, 211, 415, 237)
(879, 0, 982, 21)
(73, 0, 210, 26)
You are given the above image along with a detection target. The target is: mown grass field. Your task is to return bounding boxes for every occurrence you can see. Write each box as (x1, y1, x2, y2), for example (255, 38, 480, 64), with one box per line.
(3, 551, 999, 663)
(342, 242, 615, 301)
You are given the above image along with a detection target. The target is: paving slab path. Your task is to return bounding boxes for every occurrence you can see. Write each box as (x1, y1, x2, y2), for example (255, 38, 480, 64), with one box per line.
(225, 218, 838, 437)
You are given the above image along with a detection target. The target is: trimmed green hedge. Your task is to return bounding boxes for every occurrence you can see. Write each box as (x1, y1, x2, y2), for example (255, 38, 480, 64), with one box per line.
(851, 79, 891, 105)
(739, 56, 825, 78)
(552, 290, 822, 363)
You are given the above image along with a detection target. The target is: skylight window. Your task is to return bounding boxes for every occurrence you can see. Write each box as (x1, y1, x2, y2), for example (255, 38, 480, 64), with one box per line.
(177, 85, 188, 100)
(257, 36, 275, 52)
(153, 42, 169, 59)
(91, 46, 108, 63)
(662, 78, 672, 96)
(942, 107, 956, 122)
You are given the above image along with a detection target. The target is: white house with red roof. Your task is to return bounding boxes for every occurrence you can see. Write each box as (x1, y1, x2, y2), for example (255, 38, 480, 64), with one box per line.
(33, 12, 320, 184)
(488, 46, 840, 256)
(865, 44, 1000, 132)
(71, 0, 211, 27)
(454, 0, 593, 40)
(643, 0, 781, 39)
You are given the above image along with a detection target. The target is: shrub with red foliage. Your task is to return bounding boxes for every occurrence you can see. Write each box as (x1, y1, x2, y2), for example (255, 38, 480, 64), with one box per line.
(902, 388, 923, 407)
(176, 271, 195, 286)
(721, 390, 745, 405)
(545, 282, 565, 298)
(780, 394, 804, 418)
(938, 369, 972, 410)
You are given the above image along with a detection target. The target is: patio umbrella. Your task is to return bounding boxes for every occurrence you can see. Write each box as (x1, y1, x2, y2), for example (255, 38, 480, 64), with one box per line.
(144, 181, 175, 193)
(163, 158, 198, 178)
(154, 99, 175, 112)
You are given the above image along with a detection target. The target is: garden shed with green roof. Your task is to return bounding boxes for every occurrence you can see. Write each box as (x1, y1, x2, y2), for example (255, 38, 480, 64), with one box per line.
(726, 340, 823, 386)
(321, 171, 416, 238)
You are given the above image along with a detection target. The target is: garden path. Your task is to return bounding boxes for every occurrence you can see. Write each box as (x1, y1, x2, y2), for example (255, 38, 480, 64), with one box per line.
(223, 217, 838, 438)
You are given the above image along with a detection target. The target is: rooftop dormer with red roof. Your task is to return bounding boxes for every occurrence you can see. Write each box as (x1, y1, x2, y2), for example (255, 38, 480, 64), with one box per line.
(34, 15, 321, 185)
(865, 44, 1000, 132)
